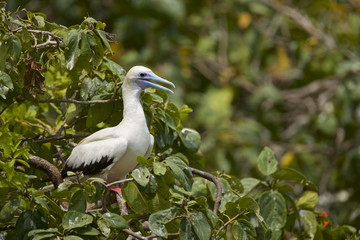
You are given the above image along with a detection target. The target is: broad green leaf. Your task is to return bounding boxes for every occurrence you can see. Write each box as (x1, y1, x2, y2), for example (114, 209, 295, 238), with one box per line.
(258, 191, 287, 233)
(97, 219, 110, 237)
(64, 29, 81, 70)
(179, 128, 201, 152)
(205, 208, 219, 228)
(240, 178, 260, 195)
(223, 174, 244, 194)
(131, 166, 151, 187)
(104, 59, 126, 78)
(257, 147, 278, 176)
(296, 191, 318, 210)
(16, 210, 47, 240)
(272, 168, 317, 189)
(153, 162, 167, 176)
(165, 156, 192, 191)
(62, 211, 93, 230)
(149, 207, 179, 238)
(239, 197, 260, 216)
(0, 197, 20, 222)
(34, 197, 49, 212)
(232, 219, 256, 240)
(0, 71, 13, 90)
(299, 210, 317, 239)
(74, 226, 100, 236)
(64, 236, 84, 240)
(69, 189, 87, 212)
(102, 212, 129, 229)
(97, 29, 113, 55)
(28, 228, 58, 240)
(180, 218, 196, 240)
(190, 211, 211, 240)
(122, 181, 149, 214)
(4, 35, 22, 64)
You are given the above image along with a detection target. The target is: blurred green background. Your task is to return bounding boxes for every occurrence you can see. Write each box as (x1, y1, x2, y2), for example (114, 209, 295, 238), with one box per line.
(6, 0, 360, 227)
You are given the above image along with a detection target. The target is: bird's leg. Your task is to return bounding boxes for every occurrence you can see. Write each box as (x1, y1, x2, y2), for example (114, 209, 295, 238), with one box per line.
(106, 182, 129, 215)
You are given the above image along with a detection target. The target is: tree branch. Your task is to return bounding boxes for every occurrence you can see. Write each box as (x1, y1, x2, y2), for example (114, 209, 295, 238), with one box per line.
(261, 0, 336, 49)
(189, 167, 222, 214)
(32, 133, 89, 144)
(28, 155, 63, 188)
(38, 98, 120, 105)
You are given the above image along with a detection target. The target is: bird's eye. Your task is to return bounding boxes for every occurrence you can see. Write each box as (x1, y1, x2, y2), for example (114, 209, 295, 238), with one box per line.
(139, 73, 146, 78)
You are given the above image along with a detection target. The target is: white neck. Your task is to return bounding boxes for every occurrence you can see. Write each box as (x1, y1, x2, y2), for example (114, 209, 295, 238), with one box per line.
(120, 82, 147, 125)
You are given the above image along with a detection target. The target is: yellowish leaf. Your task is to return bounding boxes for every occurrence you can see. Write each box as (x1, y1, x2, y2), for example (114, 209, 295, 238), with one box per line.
(237, 12, 252, 30)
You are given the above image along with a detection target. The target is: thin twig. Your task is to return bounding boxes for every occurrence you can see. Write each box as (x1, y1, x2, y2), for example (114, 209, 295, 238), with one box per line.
(189, 167, 222, 214)
(32, 133, 89, 144)
(38, 98, 119, 105)
(261, 0, 336, 49)
(106, 178, 134, 188)
(212, 213, 241, 240)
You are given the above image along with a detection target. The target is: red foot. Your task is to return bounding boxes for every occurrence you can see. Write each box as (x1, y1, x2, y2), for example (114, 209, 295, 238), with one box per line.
(108, 186, 122, 195)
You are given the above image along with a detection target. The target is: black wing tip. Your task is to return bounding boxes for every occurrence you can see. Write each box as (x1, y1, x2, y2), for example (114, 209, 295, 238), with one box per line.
(61, 156, 114, 177)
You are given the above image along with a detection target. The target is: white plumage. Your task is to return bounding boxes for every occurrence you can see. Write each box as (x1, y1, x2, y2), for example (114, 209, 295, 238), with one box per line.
(62, 66, 175, 182)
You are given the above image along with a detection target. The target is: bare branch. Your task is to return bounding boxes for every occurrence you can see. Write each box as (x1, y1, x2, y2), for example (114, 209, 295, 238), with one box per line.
(261, 0, 336, 49)
(212, 213, 241, 240)
(32, 133, 90, 144)
(189, 167, 222, 214)
(38, 98, 120, 105)
(28, 155, 63, 188)
(106, 178, 134, 188)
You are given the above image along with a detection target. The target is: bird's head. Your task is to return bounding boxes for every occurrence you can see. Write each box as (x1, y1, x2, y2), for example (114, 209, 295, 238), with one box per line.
(125, 66, 175, 93)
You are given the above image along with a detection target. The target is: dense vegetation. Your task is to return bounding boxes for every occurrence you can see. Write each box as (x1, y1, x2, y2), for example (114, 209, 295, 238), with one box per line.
(1, 0, 360, 239)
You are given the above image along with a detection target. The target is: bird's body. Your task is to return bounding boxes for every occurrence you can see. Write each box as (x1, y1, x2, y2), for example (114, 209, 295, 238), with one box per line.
(61, 66, 174, 182)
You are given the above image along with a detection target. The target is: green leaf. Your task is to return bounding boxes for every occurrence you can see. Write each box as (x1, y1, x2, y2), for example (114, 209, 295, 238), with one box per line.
(258, 191, 287, 232)
(153, 162, 167, 176)
(131, 166, 151, 187)
(272, 168, 317, 189)
(190, 211, 211, 240)
(180, 218, 196, 240)
(0, 71, 13, 90)
(62, 211, 93, 230)
(0, 197, 20, 222)
(5, 35, 22, 64)
(97, 29, 113, 55)
(240, 178, 260, 195)
(86, 103, 113, 127)
(28, 228, 58, 240)
(299, 210, 317, 239)
(239, 197, 260, 216)
(97, 219, 110, 237)
(165, 156, 192, 191)
(122, 181, 149, 214)
(69, 189, 87, 212)
(64, 236, 84, 240)
(232, 219, 256, 240)
(16, 210, 47, 240)
(257, 147, 278, 176)
(296, 191, 318, 211)
(74, 225, 100, 236)
(179, 128, 201, 152)
(104, 59, 126, 78)
(64, 29, 81, 70)
(102, 212, 129, 229)
(149, 207, 179, 238)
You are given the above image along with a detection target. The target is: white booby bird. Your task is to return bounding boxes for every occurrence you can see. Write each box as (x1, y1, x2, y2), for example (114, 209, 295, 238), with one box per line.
(61, 66, 175, 183)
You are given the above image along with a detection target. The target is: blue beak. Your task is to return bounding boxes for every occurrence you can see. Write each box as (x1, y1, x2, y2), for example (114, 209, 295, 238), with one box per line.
(137, 72, 175, 93)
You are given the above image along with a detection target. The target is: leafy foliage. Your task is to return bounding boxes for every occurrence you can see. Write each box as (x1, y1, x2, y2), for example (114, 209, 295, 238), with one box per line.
(0, 3, 359, 240)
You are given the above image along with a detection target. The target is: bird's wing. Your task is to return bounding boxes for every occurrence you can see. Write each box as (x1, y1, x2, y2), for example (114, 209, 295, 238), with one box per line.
(62, 137, 128, 177)
(78, 127, 118, 145)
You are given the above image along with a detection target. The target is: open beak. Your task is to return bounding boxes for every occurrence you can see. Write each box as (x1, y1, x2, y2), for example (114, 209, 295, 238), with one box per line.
(137, 72, 175, 93)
